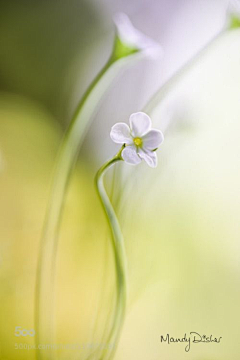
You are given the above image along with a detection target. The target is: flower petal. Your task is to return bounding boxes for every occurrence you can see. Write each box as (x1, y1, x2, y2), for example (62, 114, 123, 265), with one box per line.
(228, 0, 240, 17)
(138, 148, 157, 168)
(129, 112, 152, 137)
(122, 145, 141, 165)
(142, 129, 164, 150)
(114, 13, 162, 59)
(114, 13, 139, 49)
(110, 123, 133, 144)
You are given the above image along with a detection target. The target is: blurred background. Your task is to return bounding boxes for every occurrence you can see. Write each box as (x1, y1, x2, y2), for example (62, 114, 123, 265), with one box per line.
(1, 0, 240, 359)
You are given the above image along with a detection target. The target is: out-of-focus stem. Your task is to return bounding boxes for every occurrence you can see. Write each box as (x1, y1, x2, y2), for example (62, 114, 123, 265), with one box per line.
(94, 147, 128, 360)
(144, 30, 226, 116)
(35, 54, 127, 360)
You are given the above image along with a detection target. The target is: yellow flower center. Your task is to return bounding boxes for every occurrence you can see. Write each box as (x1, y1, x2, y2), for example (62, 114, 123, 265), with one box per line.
(133, 137, 143, 147)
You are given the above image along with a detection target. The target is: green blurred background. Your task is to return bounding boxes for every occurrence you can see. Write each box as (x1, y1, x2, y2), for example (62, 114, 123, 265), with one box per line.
(0, 0, 240, 360)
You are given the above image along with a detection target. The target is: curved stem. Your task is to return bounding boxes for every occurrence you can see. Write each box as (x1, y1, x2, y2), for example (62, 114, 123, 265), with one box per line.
(35, 55, 126, 359)
(94, 147, 128, 360)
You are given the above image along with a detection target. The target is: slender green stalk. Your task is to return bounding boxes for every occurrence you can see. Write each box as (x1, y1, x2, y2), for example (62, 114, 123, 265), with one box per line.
(94, 146, 128, 360)
(35, 55, 129, 360)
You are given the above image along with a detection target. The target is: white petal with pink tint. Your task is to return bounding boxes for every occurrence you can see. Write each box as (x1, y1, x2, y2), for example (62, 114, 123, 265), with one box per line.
(122, 145, 141, 165)
(129, 112, 152, 137)
(138, 148, 157, 168)
(142, 130, 164, 150)
(110, 123, 133, 144)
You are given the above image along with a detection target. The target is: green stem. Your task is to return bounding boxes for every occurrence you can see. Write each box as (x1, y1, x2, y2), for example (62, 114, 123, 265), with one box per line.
(94, 147, 128, 360)
(35, 55, 126, 360)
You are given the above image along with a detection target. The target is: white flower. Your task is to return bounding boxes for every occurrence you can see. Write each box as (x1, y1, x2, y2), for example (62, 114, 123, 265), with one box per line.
(114, 13, 162, 59)
(228, 0, 240, 15)
(110, 112, 164, 168)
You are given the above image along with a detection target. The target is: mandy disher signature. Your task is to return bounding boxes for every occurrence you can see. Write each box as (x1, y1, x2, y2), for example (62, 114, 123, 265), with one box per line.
(160, 332, 222, 352)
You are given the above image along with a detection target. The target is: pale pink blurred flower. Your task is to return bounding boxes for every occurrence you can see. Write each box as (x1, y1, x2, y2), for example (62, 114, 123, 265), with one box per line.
(114, 12, 163, 59)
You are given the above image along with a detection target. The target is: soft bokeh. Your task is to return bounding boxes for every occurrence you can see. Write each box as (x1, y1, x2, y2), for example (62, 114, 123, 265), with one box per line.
(0, 1, 239, 360)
